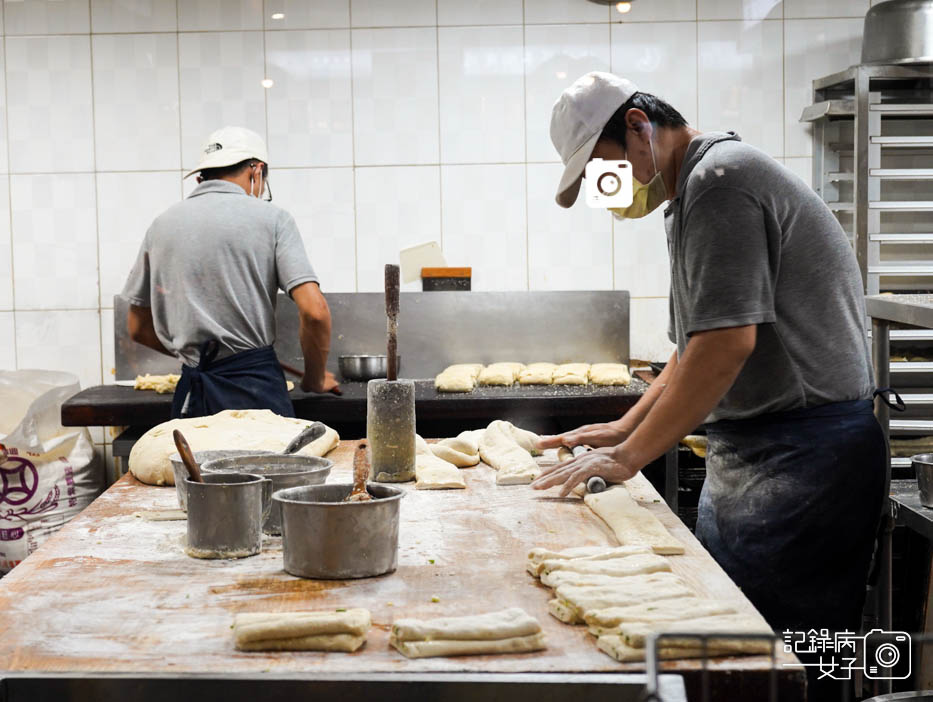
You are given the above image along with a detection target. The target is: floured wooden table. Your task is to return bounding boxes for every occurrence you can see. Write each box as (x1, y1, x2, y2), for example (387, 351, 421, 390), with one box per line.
(0, 441, 803, 701)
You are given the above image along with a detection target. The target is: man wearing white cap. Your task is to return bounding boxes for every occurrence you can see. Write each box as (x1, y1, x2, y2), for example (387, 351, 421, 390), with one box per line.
(533, 73, 885, 701)
(123, 126, 340, 418)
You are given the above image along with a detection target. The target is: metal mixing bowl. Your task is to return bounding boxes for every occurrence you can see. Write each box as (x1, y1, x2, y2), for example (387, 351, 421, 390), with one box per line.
(338, 354, 400, 381)
(911, 453, 933, 508)
(170, 449, 275, 510)
(862, 0, 933, 65)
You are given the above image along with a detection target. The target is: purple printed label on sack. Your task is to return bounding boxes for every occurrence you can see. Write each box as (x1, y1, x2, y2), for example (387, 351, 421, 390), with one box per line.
(0, 455, 39, 506)
(0, 527, 23, 541)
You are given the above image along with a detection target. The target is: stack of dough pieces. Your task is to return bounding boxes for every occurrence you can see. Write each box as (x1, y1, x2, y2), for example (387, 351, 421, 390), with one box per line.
(584, 486, 686, 555)
(435, 364, 485, 392)
(233, 609, 371, 652)
(478, 362, 525, 386)
(390, 608, 546, 658)
(414, 436, 466, 490)
(518, 363, 558, 385)
(128, 410, 340, 486)
(552, 363, 591, 385)
(588, 363, 631, 386)
(525, 543, 773, 662)
(478, 420, 542, 485)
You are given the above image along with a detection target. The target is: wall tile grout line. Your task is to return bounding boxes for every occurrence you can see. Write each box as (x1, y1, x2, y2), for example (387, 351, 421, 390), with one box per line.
(522, 0, 529, 291)
(2, 25, 14, 368)
(88, 26, 105, 389)
(435, 0, 444, 254)
(348, 1, 359, 293)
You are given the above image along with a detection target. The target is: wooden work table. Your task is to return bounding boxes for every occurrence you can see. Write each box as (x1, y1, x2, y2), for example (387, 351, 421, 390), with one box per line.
(0, 441, 804, 700)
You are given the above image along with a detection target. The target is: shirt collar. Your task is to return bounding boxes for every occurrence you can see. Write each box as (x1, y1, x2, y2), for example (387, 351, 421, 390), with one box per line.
(187, 180, 248, 199)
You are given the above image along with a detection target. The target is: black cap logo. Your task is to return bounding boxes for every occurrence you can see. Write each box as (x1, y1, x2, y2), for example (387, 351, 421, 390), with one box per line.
(205, 142, 223, 154)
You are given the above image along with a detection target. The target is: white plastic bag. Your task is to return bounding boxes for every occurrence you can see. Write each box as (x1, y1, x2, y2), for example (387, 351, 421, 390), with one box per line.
(0, 370, 103, 573)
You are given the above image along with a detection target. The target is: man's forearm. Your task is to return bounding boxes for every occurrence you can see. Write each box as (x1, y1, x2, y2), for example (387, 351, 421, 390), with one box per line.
(620, 328, 754, 469)
(299, 314, 330, 388)
(613, 350, 679, 433)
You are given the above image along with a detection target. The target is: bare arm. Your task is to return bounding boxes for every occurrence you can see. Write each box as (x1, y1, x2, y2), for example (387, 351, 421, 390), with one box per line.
(291, 282, 340, 394)
(127, 304, 172, 357)
(532, 325, 756, 495)
(537, 350, 679, 450)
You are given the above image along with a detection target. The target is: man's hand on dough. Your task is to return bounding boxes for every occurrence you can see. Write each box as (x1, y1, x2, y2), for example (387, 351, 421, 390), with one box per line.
(531, 445, 640, 497)
(302, 370, 342, 395)
(536, 422, 628, 452)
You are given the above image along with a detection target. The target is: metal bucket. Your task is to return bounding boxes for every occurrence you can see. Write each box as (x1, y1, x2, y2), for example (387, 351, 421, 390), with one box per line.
(911, 453, 933, 507)
(200, 454, 333, 535)
(274, 483, 404, 579)
(170, 449, 274, 510)
(185, 472, 272, 559)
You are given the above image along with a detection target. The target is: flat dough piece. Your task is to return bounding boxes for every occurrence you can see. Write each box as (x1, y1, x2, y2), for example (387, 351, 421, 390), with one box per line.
(584, 599, 738, 636)
(129, 409, 340, 486)
(431, 431, 480, 467)
(518, 363, 557, 385)
(133, 509, 186, 521)
(134, 373, 180, 394)
(540, 571, 663, 590)
(392, 607, 540, 642)
(552, 363, 590, 385)
(414, 435, 465, 489)
(554, 575, 691, 623)
(588, 363, 631, 386)
(618, 613, 773, 649)
(235, 609, 372, 643)
(435, 364, 483, 392)
(478, 362, 525, 386)
(584, 486, 685, 555)
(237, 633, 366, 653)
(390, 632, 546, 658)
(539, 552, 671, 581)
(597, 635, 742, 662)
(479, 420, 540, 485)
(526, 545, 652, 577)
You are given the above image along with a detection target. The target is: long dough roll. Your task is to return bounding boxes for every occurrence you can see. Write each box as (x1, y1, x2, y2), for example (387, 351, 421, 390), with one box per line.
(391, 607, 541, 642)
(584, 486, 685, 555)
(390, 632, 546, 658)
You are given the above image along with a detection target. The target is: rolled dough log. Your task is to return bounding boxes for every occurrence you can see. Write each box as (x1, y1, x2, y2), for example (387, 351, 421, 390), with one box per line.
(479, 420, 540, 485)
(597, 635, 741, 662)
(538, 552, 671, 581)
(540, 570, 660, 590)
(526, 545, 652, 576)
(617, 613, 774, 650)
(390, 632, 547, 658)
(233, 608, 371, 652)
(435, 364, 484, 392)
(391, 607, 540, 642)
(552, 363, 590, 385)
(588, 363, 631, 386)
(478, 362, 525, 386)
(584, 598, 738, 636)
(547, 598, 579, 624)
(431, 431, 480, 467)
(584, 486, 686, 555)
(414, 435, 466, 490)
(553, 575, 691, 623)
(518, 363, 557, 385)
(128, 409, 340, 486)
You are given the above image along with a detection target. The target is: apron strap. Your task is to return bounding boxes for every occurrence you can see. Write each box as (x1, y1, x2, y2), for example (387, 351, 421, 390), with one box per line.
(873, 387, 906, 412)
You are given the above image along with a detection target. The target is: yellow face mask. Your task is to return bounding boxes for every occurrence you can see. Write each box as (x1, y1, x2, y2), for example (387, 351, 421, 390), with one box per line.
(608, 137, 667, 220)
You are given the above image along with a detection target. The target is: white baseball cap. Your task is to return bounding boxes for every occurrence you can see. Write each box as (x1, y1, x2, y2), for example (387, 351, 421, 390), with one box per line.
(184, 126, 269, 179)
(550, 72, 639, 208)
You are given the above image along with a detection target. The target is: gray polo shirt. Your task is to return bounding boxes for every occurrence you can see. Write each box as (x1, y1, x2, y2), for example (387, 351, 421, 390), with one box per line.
(665, 132, 873, 423)
(122, 180, 318, 366)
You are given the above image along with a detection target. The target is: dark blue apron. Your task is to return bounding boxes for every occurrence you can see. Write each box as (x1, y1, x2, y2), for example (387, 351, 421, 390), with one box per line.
(697, 399, 885, 701)
(170, 341, 294, 419)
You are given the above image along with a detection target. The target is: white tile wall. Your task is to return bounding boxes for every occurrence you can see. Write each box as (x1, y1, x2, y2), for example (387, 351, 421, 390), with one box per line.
(0, 0, 875, 438)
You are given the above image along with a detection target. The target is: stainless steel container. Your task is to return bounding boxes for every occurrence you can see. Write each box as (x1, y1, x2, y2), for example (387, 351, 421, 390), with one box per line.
(911, 453, 933, 507)
(338, 354, 400, 381)
(170, 449, 274, 510)
(185, 472, 272, 559)
(274, 483, 404, 579)
(862, 0, 933, 65)
(366, 378, 416, 482)
(200, 454, 333, 535)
